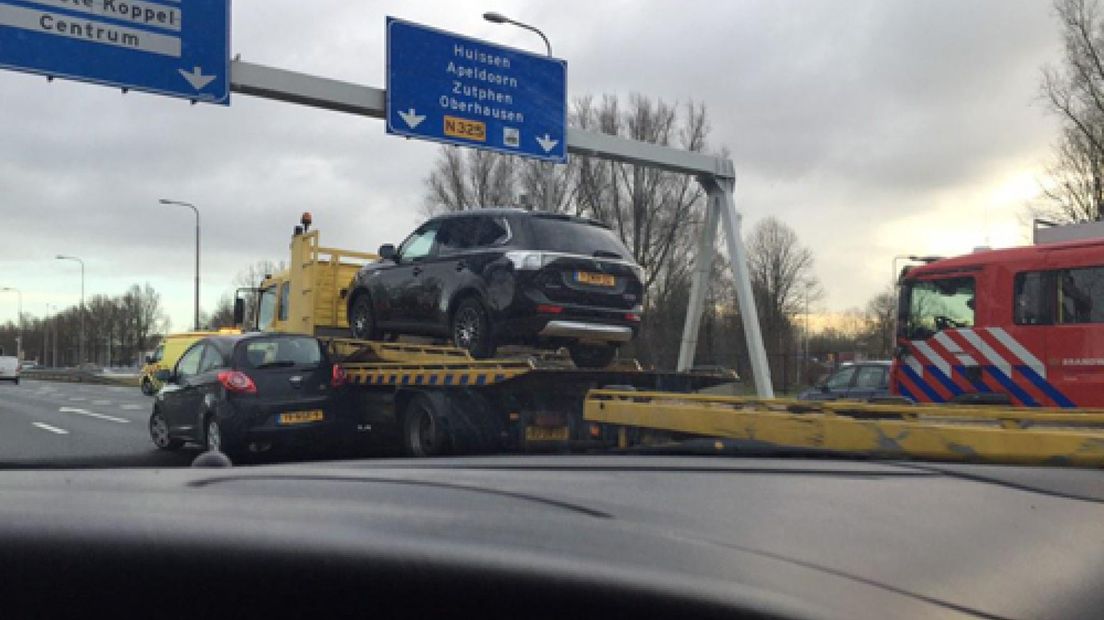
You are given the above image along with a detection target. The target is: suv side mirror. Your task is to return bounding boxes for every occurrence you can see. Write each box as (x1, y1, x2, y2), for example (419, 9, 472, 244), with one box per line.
(379, 244, 397, 261)
(154, 369, 173, 382)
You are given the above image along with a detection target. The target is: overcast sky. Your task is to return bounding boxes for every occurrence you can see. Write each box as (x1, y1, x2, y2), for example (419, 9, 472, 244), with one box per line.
(0, 0, 1065, 333)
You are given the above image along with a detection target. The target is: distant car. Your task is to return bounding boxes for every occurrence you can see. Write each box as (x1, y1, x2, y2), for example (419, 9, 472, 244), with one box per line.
(346, 208, 645, 368)
(0, 355, 19, 384)
(797, 361, 892, 401)
(149, 333, 348, 457)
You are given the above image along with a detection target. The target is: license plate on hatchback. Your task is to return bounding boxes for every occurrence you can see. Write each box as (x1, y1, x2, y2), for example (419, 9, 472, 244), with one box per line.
(278, 410, 324, 425)
(575, 271, 615, 287)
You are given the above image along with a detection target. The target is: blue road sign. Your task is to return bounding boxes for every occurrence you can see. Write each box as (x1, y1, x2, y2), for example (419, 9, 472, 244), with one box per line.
(0, 0, 229, 104)
(387, 17, 567, 163)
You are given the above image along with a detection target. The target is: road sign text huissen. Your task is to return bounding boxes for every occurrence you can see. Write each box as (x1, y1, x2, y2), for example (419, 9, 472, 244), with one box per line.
(386, 17, 567, 163)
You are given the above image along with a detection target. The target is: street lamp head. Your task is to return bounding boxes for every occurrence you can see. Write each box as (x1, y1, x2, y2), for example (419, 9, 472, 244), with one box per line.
(483, 11, 509, 23)
(56, 254, 69, 260)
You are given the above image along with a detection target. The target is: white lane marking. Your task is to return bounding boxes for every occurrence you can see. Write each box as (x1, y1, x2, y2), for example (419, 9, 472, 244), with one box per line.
(91, 400, 112, 405)
(121, 404, 144, 411)
(68, 397, 87, 402)
(58, 407, 130, 424)
(32, 422, 69, 435)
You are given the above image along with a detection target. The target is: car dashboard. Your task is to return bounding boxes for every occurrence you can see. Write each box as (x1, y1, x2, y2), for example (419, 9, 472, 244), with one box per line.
(2, 455, 1102, 619)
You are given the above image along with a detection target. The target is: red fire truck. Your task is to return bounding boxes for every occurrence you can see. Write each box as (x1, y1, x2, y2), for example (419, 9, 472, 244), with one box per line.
(892, 221, 1104, 408)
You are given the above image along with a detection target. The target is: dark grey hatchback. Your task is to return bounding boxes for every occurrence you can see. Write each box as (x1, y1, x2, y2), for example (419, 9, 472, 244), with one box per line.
(346, 208, 645, 368)
(149, 333, 347, 457)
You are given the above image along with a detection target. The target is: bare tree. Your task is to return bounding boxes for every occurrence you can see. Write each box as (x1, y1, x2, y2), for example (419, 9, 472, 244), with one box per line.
(573, 94, 710, 293)
(1038, 0, 1104, 222)
(863, 287, 898, 358)
(745, 217, 822, 390)
(422, 148, 520, 215)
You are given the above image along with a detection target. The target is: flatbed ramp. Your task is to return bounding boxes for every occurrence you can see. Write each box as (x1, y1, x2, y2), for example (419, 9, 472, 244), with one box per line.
(585, 390, 1104, 467)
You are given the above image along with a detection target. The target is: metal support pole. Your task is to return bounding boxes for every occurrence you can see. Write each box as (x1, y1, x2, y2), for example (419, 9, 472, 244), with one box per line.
(715, 179, 774, 398)
(676, 194, 719, 371)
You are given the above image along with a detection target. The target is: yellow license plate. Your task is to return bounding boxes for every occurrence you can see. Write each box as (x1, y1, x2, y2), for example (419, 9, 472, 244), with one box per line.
(525, 426, 570, 442)
(278, 410, 324, 425)
(443, 115, 487, 142)
(575, 271, 615, 287)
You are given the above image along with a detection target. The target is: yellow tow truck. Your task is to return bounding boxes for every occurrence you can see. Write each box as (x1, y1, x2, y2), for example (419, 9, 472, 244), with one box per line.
(239, 215, 1104, 466)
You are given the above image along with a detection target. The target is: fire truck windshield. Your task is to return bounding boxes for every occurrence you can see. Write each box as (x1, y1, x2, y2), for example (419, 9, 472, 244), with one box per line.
(899, 276, 976, 340)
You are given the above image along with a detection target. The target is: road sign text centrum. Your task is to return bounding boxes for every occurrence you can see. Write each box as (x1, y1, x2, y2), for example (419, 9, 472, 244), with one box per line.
(386, 16, 567, 163)
(0, 0, 230, 104)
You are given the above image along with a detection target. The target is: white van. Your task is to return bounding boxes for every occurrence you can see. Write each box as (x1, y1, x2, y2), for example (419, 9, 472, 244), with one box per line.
(0, 355, 19, 384)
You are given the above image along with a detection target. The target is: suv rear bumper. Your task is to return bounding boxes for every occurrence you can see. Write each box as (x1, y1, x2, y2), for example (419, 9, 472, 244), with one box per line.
(538, 320, 633, 343)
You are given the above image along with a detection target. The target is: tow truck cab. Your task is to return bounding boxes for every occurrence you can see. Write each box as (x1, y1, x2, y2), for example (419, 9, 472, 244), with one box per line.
(892, 231, 1104, 408)
(238, 213, 377, 337)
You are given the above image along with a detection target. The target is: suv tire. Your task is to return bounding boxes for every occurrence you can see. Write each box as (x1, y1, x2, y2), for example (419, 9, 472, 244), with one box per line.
(349, 293, 381, 341)
(451, 298, 496, 359)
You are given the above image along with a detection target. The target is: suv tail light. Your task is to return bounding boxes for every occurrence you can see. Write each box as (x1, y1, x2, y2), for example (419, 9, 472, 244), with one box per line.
(331, 364, 347, 388)
(217, 370, 257, 394)
(536, 304, 563, 314)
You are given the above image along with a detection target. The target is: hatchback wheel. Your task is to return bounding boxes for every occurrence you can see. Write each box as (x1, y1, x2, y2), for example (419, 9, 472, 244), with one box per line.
(149, 410, 182, 451)
(451, 298, 495, 359)
(568, 343, 618, 369)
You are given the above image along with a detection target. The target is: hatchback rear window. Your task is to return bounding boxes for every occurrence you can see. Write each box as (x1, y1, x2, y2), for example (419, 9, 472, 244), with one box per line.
(240, 337, 321, 369)
(527, 216, 632, 258)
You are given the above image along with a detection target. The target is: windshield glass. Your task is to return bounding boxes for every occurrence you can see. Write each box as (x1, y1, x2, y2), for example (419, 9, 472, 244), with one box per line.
(2, 3, 1098, 472)
(900, 277, 975, 340)
(239, 337, 321, 369)
(257, 287, 277, 331)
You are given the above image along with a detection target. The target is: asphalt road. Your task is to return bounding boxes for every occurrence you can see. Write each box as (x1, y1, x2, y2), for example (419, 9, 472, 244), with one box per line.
(0, 379, 198, 467)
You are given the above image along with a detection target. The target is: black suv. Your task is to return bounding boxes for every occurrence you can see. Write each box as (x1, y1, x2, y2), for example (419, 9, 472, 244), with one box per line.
(346, 209, 644, 367)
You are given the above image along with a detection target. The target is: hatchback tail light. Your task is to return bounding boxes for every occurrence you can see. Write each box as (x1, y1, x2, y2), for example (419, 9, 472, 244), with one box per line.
(625, 312, 642, 322)
(217, 370, 257, 394)
(331, 364, 347, 388)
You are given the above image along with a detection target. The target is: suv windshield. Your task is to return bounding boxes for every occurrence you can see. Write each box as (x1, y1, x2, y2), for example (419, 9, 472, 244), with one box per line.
(527, 216, 632, 259)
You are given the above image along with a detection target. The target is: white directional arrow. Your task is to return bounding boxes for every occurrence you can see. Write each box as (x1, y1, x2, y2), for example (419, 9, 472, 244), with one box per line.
(59, 406, 130, 424)
(398, 108, 426, 129)
(178, 66, 216, 90)
(536, 134, 559, 153)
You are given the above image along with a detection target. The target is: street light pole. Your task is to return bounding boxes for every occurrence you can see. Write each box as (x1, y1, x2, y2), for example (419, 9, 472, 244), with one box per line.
(0, 287, 21, 360)
(56, 255, 85, 364)
(482, 11, 555, 212)
(159, 198, 201, 331)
